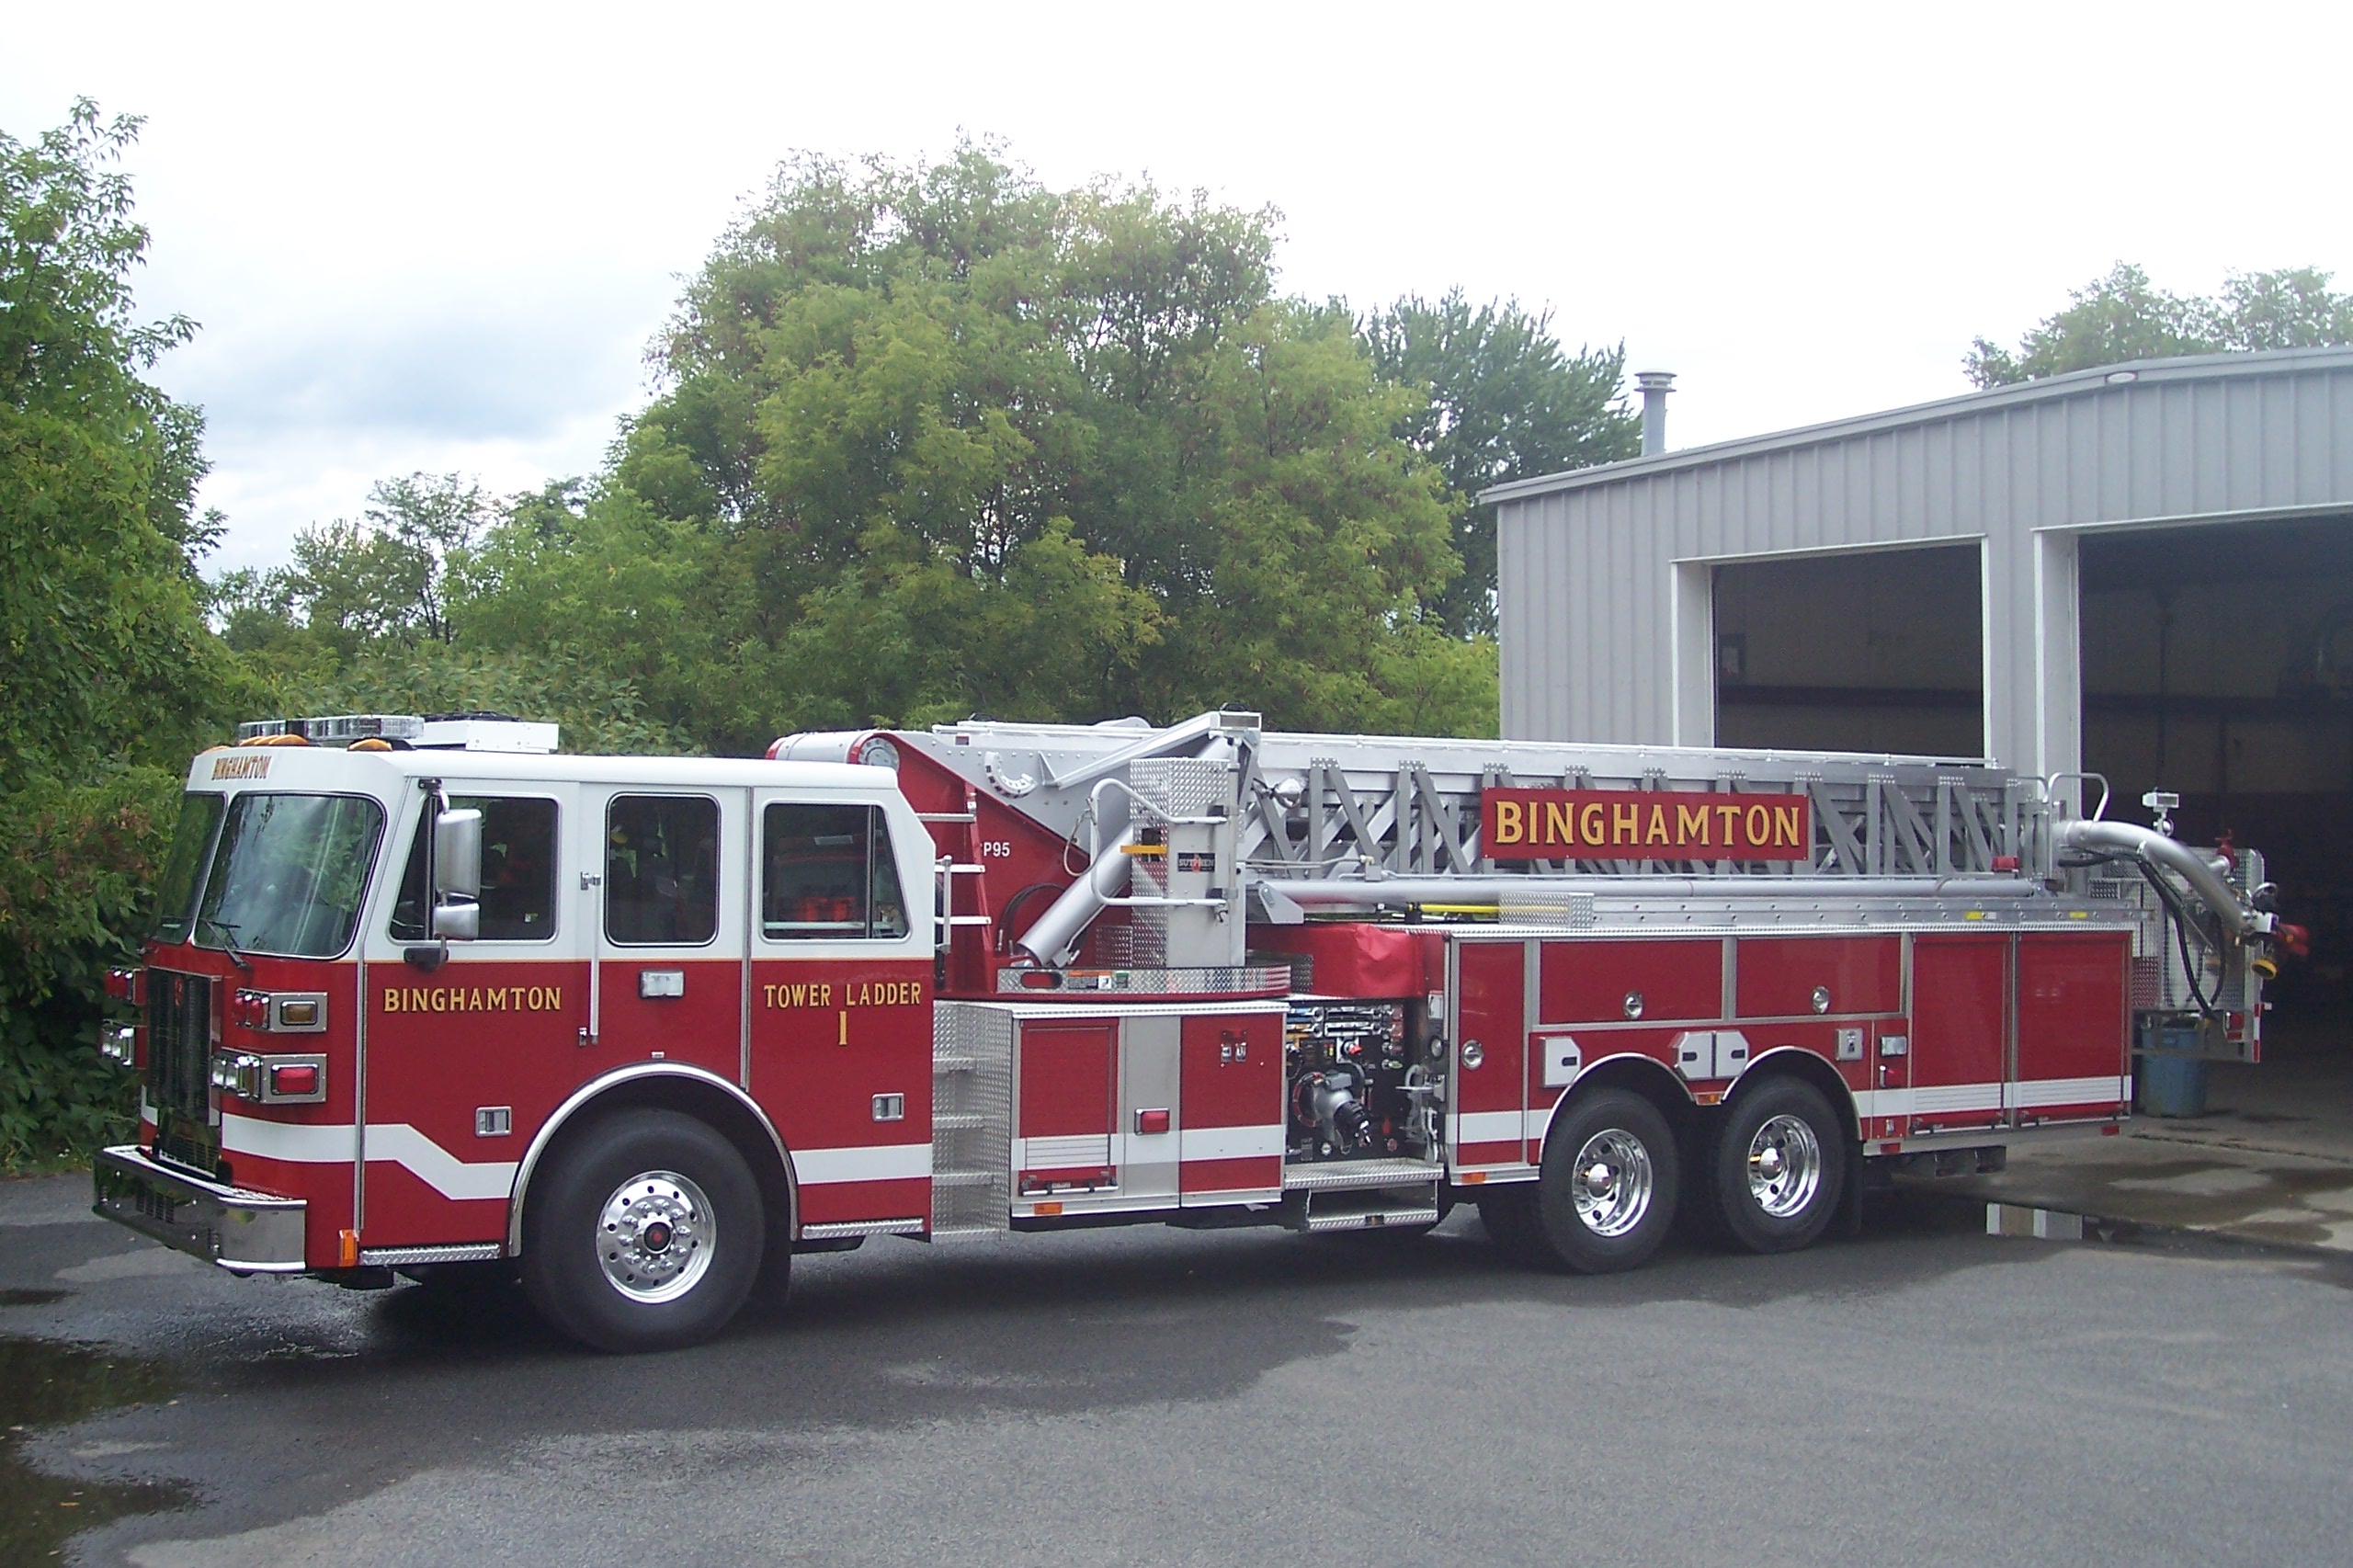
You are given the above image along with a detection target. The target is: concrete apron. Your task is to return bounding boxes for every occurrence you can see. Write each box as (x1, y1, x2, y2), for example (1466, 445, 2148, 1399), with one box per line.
(1921, 1037, 2353, 1254)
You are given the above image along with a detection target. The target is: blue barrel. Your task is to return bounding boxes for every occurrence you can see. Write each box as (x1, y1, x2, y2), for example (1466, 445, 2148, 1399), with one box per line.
(2136, 1024, 2210, 1118)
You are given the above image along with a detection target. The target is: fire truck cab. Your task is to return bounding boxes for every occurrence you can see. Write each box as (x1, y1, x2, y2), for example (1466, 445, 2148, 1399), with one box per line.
(94, 711, 2285, 1352)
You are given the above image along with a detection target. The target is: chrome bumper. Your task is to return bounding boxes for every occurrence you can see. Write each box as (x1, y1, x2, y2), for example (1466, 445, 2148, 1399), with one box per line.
(92, 1145, 309, 1273)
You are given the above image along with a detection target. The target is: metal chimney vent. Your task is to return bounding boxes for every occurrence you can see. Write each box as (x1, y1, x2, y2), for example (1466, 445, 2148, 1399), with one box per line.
(1635, 369, 1676, 456)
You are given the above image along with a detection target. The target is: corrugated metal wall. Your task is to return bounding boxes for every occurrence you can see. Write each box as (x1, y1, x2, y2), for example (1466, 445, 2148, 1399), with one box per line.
(1494, 348, 2353, 777)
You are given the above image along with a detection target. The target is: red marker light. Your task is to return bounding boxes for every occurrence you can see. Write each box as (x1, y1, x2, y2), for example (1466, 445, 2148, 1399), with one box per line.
(270, 1062, 319, 1097)
(1135, 1108, 1171, 1135)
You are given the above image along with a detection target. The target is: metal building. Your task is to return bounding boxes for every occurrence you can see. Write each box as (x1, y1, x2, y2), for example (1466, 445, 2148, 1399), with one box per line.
(1494, 346, 2353, 767)
(1489, 344, 2353, 1010)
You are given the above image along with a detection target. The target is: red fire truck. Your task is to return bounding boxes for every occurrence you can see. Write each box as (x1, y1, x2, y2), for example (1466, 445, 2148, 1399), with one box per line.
(94, 710, 2282, 1351)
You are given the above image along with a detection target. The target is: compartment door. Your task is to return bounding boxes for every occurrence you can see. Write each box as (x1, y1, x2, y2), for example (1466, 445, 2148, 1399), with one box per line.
(1907, 936, 2006, 1134)
(1451, 939, 1529, 1172)
(1017, 1018, 1117, 1190)
(1735, 937, 1903, 1018)
(2013, 932, 2131, 1123)
(1119, 1015, 1182, 1205)
(1540, 937, 1723, 1026)
(1178, 1012, 1283, 1204)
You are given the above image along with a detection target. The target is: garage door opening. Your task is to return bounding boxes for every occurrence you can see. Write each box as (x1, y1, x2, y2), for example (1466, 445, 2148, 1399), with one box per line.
(2081, 515, 2353, 1019)
(1712, 542, 1984, 757)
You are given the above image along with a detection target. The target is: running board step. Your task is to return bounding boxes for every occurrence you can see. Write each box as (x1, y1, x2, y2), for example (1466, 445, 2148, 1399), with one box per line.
(1283, 1157, 1445, 1193)
(800, 1218, 925, 1240)
(1302, 1203, 1441, 1233)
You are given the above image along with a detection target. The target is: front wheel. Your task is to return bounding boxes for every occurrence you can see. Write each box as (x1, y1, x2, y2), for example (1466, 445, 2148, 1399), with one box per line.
(1530, 1089, 1680, 1273)
(1714, 1078, 1847, 1255)
(521, 1109, 763, 1353)
(1477, 1186, 1543, 1261)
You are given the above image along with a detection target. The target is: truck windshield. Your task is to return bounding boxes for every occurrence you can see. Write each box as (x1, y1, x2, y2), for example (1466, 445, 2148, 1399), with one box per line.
(151, 793, 225, 944)
(193, 793, 386, 959)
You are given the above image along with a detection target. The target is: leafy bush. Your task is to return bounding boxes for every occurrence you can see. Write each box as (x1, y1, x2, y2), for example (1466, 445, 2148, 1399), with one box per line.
(0, 770, 176, 1167)
(0, 102, 236, 1168)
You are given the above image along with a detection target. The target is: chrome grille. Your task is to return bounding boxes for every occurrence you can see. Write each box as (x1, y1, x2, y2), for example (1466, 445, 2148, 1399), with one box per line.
(145, 970, 219, 1176)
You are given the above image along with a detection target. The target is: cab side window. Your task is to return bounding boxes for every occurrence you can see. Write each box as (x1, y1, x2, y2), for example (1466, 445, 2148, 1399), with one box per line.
(391, 797, 559, 941)
(763, 804, 907, 940)
(607, 795, 720, 945)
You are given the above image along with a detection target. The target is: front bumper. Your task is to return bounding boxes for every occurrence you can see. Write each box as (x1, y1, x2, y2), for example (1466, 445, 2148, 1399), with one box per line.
(93, 1145, 309, 1273)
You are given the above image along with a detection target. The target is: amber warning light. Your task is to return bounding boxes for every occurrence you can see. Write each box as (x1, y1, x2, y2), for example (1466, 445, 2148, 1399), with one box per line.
(1480, 788, 1811, 862)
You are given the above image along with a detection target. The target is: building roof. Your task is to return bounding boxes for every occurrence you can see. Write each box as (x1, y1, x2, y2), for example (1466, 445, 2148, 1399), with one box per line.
(1483, 346, 2353, 506)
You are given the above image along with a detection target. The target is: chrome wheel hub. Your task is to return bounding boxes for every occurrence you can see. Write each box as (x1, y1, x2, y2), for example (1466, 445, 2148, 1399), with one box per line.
(1569, 1129, 1654, 1238)
(597, 1170, 715, 1303)
(1745, 1114, 1823, 1218)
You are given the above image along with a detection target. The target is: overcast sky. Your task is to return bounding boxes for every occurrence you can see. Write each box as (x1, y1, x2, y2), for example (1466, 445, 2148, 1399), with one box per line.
(7, 1, 2349, 577)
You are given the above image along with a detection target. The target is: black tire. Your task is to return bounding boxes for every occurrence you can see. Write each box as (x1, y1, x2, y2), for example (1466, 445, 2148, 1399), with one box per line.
(1530, 1088, 1680, 1273)
(521, 1108, 764, 1353)
(1713, 1077, 1847, 1255)
(1476, 1185, 1543, 1261)
(1674, 1112, 1732, 1246)
(749, 1208, 795, 1314)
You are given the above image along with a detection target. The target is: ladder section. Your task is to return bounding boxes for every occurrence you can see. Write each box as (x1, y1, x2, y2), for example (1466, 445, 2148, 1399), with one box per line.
(909, 712, 2048, 884)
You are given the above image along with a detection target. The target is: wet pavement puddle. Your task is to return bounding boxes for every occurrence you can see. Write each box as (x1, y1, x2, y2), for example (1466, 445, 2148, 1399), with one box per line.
(1967, 1152, 2353, 1250)
(0, 1336, 189, 1566)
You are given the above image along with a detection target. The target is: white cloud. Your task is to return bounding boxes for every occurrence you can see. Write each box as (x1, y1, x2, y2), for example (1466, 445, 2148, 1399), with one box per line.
(7, 0, 2350, 572)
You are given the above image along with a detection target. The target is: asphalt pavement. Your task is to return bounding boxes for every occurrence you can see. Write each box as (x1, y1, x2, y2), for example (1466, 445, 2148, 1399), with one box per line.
(5, 1168, 2351, 1568)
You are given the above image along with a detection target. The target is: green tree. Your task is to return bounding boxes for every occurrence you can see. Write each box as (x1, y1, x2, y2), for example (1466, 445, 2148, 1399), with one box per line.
(253, 148, 1558, 762)
(1966, 262, 2353, 388)
(1361, 290, 1639, 636)
(219, 472, 493, 662)
(0, 101, 243, 1165)
(449, 145, 1486, 746)
(222, 474, 699, 755)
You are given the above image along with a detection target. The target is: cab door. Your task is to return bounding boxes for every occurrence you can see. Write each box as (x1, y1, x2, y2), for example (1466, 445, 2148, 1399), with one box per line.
(746, 791, 934, 1230)
(361, 784, 582, 1249)
(574, 786, 745, 1086)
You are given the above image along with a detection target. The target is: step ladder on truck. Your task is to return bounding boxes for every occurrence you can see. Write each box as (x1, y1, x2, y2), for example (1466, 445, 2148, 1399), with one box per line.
(91, 710, 2285, 1349)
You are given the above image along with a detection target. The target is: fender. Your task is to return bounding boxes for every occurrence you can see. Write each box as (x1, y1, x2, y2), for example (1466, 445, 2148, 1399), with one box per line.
(506, 1062, 797, 1255)
(1518, 1047, 1697, 1176)
(1735, 1043, 1864, 1138)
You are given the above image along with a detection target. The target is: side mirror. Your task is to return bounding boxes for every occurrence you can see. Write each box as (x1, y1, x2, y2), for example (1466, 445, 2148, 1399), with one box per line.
(435, 808, 483, 898)
(431, 900, 480, 941)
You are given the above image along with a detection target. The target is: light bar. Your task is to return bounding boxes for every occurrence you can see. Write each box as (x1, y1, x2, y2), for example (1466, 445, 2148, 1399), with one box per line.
(232, 714, 560, 754)
(236, 715, 424, 744)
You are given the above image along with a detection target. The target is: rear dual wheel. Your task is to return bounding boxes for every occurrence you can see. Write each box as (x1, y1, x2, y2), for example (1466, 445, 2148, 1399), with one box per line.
(521, 1109, 763, 1353)
(1713, 1078, 1846, 1254)
(1491, 1077, 1847, 1272)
